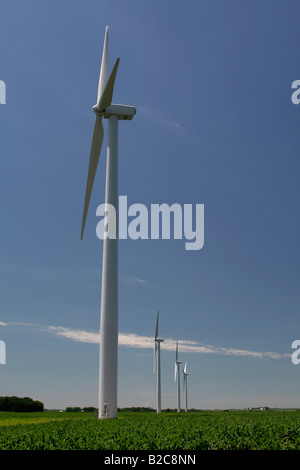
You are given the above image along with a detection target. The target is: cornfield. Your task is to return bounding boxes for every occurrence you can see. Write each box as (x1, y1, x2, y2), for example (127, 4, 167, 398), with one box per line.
(0, 410, 299, 450)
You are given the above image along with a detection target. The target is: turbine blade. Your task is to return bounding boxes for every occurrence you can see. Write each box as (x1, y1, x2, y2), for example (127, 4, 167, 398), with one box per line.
(184, 362, 187, 374)
(155, 311, 159, 339)
(81, 115, 104, 239)
(153, 342, 157, 373)
(97, 57, 120, 111)
(176, 340, 178, 361)
(97, 26, 109, 105)
(174, 362, 177, 382)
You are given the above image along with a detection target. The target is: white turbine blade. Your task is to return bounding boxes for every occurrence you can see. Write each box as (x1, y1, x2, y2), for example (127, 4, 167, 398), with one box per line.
(153, 341, 157, 373)
(81, 114, 104, 239)
(174, 362, 177, 382)
(97, 58, 120, 111)
(155, 311, 159, 339)
(97, 26, 109, 105)
(184, 362, 187, 374)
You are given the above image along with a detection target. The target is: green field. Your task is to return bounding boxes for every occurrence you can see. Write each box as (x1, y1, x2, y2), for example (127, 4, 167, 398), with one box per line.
(0, 409, 299, 450)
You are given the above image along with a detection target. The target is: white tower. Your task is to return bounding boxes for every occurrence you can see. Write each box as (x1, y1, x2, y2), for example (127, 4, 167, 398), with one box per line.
(183, 362, 189, 412)
(153, 311, 164, 413)
(81, 26, 136, 419)
(174, 340, 182, 412)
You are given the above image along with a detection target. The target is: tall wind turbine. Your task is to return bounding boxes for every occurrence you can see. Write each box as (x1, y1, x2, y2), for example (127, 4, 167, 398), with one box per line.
(81, 26, 136, 419)
(174, 340, 182, 412)
(153, 311, 164, 413)
(183, 362, 189, 412)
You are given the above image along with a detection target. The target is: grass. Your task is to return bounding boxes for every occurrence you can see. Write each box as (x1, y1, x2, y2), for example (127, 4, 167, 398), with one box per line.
(0, 410, 86, 427)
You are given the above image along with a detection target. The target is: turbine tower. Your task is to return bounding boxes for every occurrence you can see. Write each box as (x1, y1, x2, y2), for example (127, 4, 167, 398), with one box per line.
(153, 311, 164, 413)
(183, 362, 189, 412)
(174, 340, 182, 412)
(81, 26, 136, 419)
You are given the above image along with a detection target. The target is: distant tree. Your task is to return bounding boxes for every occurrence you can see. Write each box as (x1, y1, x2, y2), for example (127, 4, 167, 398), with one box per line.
(118, 406, 155, 413)
(0, 396, 44, 412)
(66, 407, 81, 412)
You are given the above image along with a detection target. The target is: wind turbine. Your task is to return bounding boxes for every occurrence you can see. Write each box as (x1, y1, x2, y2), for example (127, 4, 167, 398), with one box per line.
(174, 340, 182, 412)
(153, 311, 164, 413)
(183, 362, 189, 412)
(81, 26, 136, 419)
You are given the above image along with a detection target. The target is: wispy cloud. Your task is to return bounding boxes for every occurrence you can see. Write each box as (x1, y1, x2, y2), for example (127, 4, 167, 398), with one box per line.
(5, 321, 289, 361)
(46, 326, 99, 344)
(119, 275, 149, 286)
(138, 105, 182, 131)
(134, 278, 148, 284)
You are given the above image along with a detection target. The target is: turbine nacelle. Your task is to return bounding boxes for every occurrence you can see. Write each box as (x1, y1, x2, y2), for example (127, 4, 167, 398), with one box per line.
(93, 103, 136, 120)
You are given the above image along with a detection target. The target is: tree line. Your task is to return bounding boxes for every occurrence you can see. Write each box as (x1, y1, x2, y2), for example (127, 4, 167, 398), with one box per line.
(0, 396, 44, 412)
(66, 407, 96, 412)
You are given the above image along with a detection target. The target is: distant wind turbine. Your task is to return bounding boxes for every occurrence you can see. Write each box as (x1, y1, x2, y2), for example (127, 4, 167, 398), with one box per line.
(183, 362, 189, 412)
(81, 26, 136, 419)
(174, 340, 182, 412)
(153, 311, 164, 413)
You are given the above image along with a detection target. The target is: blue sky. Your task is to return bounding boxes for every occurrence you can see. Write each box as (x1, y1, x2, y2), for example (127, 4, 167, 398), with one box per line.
(0, 0, 299, 410)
